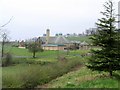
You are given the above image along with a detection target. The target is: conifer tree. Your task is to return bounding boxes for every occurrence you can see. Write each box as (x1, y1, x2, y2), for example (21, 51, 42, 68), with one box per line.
(87, 0, 120, 77)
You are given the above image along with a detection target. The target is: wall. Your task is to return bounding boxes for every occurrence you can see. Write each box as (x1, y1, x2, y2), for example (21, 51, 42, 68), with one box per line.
(43, 46, 66, 50)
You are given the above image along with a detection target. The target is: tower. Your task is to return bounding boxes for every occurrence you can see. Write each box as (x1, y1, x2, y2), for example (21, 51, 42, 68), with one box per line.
(46, 29, 50, 44)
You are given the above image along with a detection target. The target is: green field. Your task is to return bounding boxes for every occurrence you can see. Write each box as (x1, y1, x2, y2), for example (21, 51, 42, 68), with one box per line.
(67, 36, 92, 44)
(2, 46, 85, 88)
(4, 46, 90, 63)
(2, 46, 120, 88)
(45, 67, 119, 88)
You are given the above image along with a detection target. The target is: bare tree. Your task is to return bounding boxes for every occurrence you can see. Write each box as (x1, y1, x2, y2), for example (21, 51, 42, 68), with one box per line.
(0, 16, 13, 57)
(1, 33, 8, 57)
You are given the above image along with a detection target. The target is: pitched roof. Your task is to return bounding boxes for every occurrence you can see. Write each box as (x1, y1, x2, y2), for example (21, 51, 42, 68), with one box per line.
(80, 41, 89, 45)
(54, 36, 69, 44)
(40, 37, 46, 42)
(70, 41, 81, 43)
(40, 36, 70, 44)
(48, 37, 56, 44)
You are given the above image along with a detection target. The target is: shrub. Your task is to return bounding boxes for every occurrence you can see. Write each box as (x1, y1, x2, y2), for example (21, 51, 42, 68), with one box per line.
(20, 66, 41, 88)
(2, 53, 12, 67)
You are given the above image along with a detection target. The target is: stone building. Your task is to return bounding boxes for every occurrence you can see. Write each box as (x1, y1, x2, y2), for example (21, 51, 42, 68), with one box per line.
(41, 29, 70, 50)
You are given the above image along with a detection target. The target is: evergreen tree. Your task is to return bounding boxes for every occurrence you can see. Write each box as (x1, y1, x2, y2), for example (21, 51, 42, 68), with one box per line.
(86, 0, 120, 77)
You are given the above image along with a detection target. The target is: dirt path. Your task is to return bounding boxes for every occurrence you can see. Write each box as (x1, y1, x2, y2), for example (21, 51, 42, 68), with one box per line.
(36, 64, 84, 88)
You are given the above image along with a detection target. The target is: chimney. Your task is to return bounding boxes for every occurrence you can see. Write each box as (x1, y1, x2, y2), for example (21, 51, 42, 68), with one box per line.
(46, 29, 50, 44)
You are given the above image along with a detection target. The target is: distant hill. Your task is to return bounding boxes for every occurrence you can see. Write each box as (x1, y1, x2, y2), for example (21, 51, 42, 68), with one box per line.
(66, 35, 92, 44)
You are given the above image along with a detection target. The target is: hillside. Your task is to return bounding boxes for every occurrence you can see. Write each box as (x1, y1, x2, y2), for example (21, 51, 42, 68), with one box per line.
(38, 66, 119, 88)
(66, 35, 92, 44)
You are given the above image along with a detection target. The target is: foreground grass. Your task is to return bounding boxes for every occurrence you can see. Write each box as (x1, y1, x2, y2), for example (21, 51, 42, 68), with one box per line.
(3, 46, 119, 88)
(0, 67, 2, 88)
(2, 58, 82, 88)
(45, 67, 119, 88)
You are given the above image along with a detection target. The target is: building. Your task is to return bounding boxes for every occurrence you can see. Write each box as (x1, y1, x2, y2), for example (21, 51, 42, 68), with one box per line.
(24, 29, 89, 50)
(118, 1, 120, 29)
(18, 40, 25, 48)
(79, 41, 89, 50)
(41, 29, 70, 50)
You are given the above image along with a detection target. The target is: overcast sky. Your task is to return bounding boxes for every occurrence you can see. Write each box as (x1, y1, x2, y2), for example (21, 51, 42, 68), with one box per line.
(0, 0, 119, 41)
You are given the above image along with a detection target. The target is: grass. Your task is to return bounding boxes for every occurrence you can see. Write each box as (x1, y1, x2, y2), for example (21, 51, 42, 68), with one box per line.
(78, 78, 118, 88)
(2, 58, 82, 88)
(5, 46, 58, 57)
(3, 45, 118, 88)
(0, 67, 2, 88)
(2, 64, 31, 88)
(6, 46, 90, 56)
(45, 67, 119, 88)
(67, 36, 92, 44)
(44, 67, 97, 88)
(2, 46, 92, 88)
(4, 46, 90, 63)
(4, 46, 62, 63)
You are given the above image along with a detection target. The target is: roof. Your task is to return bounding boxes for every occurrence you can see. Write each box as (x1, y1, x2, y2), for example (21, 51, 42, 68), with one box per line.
(42, 44, 65, 47)
(54, 36, 69, 44)
(48, 37, 57, 44)
(70, 41, 81, 44)
(40, 37, 46, 42)
(40, 36, 70, 44)
(80, 41, 89, 45)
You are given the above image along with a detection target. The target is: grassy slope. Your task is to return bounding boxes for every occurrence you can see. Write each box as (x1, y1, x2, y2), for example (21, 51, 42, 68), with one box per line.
(67, 36, 92, 44)
(46, 67, 119, 88)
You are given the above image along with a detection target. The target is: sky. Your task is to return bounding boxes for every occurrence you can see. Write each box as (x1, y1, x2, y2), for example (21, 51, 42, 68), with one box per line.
(0, 0, 119, 41)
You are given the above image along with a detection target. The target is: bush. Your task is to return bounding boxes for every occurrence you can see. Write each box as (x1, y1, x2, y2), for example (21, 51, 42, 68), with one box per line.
(2, 53, 13, 67)
(20, 66, 41, 88)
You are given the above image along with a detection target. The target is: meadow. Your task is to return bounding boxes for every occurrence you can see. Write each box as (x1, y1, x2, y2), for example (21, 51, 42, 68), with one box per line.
(2, 45, 120, 89)
(2, 46, 86, 88)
